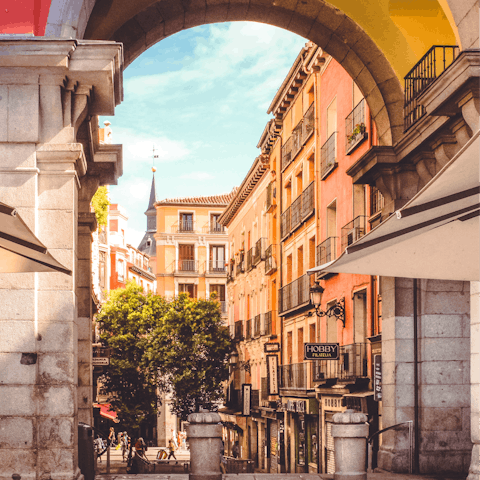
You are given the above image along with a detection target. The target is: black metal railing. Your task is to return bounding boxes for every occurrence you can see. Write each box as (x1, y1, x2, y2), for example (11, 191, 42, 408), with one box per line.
(204, 222, 225, 234)
(302, 103, 314, 144)
(312, 343, 368, 382)
(266, 181, 276, 212)
(341, 215, 367, 251)
(236, 253, 245, 276)
(246, 319, 252, 340)
(176, 220, 195, 233)
(265, 244, 277, 275)
(176, 260, 198, 273)
(280, 183, 315, 239)
(261, 377, 269, 401)
(281, 135, 294, 171)
(345, 99, 366, 153)
(246, 248, 254, 271)
(321, 132, 337, 179)
(208, 260, 226, 274)
(404, 45, 459, 131)
(370, 186, 385, 216)
(302, 181, 314, 219)
(292, 120, 303, 159)
(251, 389, 260, 408)
(316, 236, 338, 266)
(234, 320, 243, 341)
(281, 206, 291, 239)
(280, 363, 307, 390)
(279, 274, 311, 314)
(253, 238, 267, 265)
(263, 311, 274, 336)
(291, 195, 303, 230)
(253, 314, 261, 337)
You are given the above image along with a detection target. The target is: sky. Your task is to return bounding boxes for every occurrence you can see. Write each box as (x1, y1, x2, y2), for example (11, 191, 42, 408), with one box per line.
(104, 22, 306, 247)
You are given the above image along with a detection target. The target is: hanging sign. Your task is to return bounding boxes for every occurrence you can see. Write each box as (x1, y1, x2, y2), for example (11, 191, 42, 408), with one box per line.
(264, 342, 280, 353)
(374, 355, 382, 401)
(92, 357, 109, 366)
(304, 343, 339, 360)
(242, 384, 251, 416)
(267, 355, 279, 395)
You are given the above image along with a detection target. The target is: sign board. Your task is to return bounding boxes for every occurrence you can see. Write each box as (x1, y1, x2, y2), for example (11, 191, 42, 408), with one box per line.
(242, 384, 251, 416)
(374, 354, 382, 401)
(267, 355, 279, 395)
(304, 343, 339, 360)
(264, 342, 280, 353)
(92, 357, 109, 366)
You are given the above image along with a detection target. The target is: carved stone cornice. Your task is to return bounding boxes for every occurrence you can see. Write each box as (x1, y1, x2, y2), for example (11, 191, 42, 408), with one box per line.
(346, 146, 398, 185)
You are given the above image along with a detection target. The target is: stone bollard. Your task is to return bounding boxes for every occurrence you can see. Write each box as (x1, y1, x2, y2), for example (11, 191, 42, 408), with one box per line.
(187, 411, 223, 480)
(331, 409, 369, 480)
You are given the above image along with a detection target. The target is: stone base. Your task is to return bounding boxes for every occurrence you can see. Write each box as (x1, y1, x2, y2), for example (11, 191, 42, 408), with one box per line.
(467, 444, 480, 480)
(190, 474, 222, 480)
(334, 474, 366, 480)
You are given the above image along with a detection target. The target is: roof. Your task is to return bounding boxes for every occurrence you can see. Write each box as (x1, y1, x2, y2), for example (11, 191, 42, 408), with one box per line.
(156, 188, 238, 207)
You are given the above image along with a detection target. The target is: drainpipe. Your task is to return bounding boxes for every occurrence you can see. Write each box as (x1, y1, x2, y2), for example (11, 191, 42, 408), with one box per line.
(413, 278, 419, 473)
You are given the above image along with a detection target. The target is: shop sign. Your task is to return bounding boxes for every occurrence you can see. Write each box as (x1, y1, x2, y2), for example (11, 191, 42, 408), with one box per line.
(264, 342, 280, 353)
(92, 357, 109, 366)
(242, 384, 251, 416)
(322, 396, 344, 411)
(374, 355, 382, 401)
(285, 400, 306, 413)
(267, 354, 279, 395)
(304, 343, 339, 360)
(296, 400, 306, 413)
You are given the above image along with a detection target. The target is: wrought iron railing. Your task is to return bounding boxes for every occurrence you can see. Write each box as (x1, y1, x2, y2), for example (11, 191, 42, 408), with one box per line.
(370, 186, 385, 216)
(281, 135, 294, 171)
(302, 181, 314, 219)
(302, 103, 314, 144)
(261, 377, 269, 401)
(251, 389, 260, 408)
(341, 215, 367, 252)
(246, 248, 254, 271)
(208, 260, 226, 274)
(316, 237, 338, 266)
(204, 222, 225, 234)
(175, 220, 196, 233)
(253, 238, 267, 265)
(404, 45, 459, 131)
(176, 260, 198, 273)
(321, 132, 337, 179)
(345, 99, 366, 153)
(281, 206, 291, 239)
(246, 319, 252, 340)
(291, 195, 303, 230)
(234, 321, 243, 341)
(292, 120, 303, 159)
(280, 362, 307, 390)
(263, 311, 274, 336)
(266, 181, 276, 212)
(279, 274, 311, 314)
(265, 244, 277, 275)
(253, 314, 261, 337)
(312, 343, 368, 381)
(236, 253, 245, 276)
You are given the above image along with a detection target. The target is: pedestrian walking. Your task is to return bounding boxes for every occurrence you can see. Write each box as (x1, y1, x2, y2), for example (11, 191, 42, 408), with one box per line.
(168, 438, 177, 460)
(135, 437, 147, 459)
(108, 426, 115, 446)
(120, 432, 129, 461)
(232, 441, 240, 459)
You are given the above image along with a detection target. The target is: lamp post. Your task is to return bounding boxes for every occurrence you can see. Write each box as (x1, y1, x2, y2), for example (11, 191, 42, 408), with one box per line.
(309, 281, 345, 327)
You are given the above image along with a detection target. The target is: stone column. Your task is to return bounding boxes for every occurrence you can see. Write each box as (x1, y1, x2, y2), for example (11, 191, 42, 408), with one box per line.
(0, 39, 122, 480)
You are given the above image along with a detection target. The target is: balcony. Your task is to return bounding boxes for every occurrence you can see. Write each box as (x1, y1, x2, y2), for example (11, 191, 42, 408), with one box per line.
(280, 363, 308, 390)
(301, 181, 314, 219)
(345, 99, 367, 154)
(263, 311, 275, 336)
(341, 216, 367, 252)
(321, 132, 337, 179)
(246, 319, 252, 340)
(280, 206, 291, 239)
(253, 238, 267, 265)
(175, 260, 199, 273)
(316, 236, 338, 266)
(279, 274, 311, 315)
(370, 186, 385, 217)
(280, 183, 315, 240)
(251, 389, 260, 409)
(292, 120, 303, 159)
(265, 244, 277, 275)
(261, 377, 269, 401)
(281, 135, 294, 171)
(404, 45, 459, 131)
(236, 253, 245, 276)
(302, 103, 314, 144)
(246, 248, 254, 272)
(173, 220, 196, 233)
(312, 343, 368, 382)
(234, 320, 243, 341)
(207, 260, 227, 274)
(253, 314, 261, 337)
(291, 195, 302, 231)
(266, 182, 276, 212)
(203, 222, 226, 234)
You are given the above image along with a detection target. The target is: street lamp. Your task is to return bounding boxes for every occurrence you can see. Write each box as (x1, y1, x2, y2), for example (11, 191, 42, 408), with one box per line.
(309, 281, 346, 327)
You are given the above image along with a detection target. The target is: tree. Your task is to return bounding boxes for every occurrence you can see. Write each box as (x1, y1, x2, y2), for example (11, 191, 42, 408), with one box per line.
(96, 282, 168, 433)
(91, 186, 110, 230)
(148, 293, 234, 420)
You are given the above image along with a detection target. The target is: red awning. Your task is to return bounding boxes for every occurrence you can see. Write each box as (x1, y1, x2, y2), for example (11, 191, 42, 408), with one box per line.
(94, 403, 120, 423)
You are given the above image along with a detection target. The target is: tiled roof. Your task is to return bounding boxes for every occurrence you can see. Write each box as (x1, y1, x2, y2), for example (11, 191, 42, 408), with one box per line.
(157, 188, 238, 207)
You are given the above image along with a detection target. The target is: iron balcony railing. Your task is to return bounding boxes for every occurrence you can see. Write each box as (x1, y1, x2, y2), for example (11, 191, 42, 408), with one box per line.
(281, 135, 294, 171)
(246, 319, 252, 340)
(281, 183, 315, 239)
(341, 215, 367, 252)
(253, 238, 267, 265)
(176, 260, 198, 273)
(234, 320, 243, 341)
(236, 253, 245, 276)
(246, 247, 254, 271)
(370, 186, 385, 217)
(345, 98, 367, 153)
(175, 220, 196, 233)
(266, 181, 276, 212)
(279, 274, 311, 314)
(302, 103, 314, 144)
(316, 237, 338, 266)
(280, 206, 291, 239)
(290, 195, 303, 231)
(404, 45, 459, 131)
(251, 389, 260, 408)
(263, 310, 275, 336)
(265, 244, 277, 275)
(321, 132, 337, 179)
(280, 363, 308, 390)
(312, 343, 368, 382)
(253, 314, 261, 337)
(261, 377, 269, 401)
(203, 222, 226, 234)
(292, 120, 303, 159)
(302, 181, 314, 219)
(207, 260, 226, 274)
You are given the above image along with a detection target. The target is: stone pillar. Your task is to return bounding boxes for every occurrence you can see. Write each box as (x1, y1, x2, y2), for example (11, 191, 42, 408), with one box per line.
(331, 410, 369, 480)
(378, 277, 471, 475)
(0, 39, 122, 480)
(468, 282, 480, 480)
(186, 411, 223, 480)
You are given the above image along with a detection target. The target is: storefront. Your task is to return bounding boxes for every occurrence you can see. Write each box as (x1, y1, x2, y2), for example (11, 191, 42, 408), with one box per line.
(320, 395, 346, 474)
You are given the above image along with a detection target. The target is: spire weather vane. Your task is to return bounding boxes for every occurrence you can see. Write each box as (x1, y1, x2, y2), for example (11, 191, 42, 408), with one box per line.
(152, 145, 158, 172)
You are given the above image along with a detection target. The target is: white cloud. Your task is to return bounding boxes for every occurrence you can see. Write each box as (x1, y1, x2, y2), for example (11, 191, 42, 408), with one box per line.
(125, 227, 146, 249)
(180, 171, 214, 180)
(129, 180, 151, 200)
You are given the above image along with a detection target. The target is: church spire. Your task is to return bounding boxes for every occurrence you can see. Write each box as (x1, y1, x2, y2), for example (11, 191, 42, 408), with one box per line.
(137, 167, 157, 254)
(146, 170, 157, 215)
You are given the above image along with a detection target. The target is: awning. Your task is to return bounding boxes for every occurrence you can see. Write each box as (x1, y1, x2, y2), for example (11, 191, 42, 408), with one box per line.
(308, 132, 479, 281)
(93, 403, 120, 423)
(0, 202, 71, 275)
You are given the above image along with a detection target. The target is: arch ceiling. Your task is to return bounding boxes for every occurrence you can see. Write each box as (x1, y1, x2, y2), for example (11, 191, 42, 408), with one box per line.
(47, 0, 464, 146)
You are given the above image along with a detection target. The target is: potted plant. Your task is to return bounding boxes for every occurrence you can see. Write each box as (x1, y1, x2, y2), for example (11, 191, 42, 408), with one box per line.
(347, 122, 366, 144)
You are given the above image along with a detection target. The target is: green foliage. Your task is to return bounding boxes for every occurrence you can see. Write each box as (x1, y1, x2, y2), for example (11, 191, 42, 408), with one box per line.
(91, 186, 110, 230)
(96, 284, 234, 429)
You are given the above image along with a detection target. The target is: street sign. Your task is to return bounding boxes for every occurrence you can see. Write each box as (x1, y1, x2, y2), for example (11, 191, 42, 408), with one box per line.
(267, 355, 279, 395)
(374, 354, 382, 401)
(242, 384, 251, 416)
(92, 357, 109, 366)
(264, 342, 280, 353)
(304, 343, 339, 360)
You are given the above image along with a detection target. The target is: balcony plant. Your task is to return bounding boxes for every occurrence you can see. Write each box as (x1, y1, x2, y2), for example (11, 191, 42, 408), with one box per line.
(347, 123, 366, 144)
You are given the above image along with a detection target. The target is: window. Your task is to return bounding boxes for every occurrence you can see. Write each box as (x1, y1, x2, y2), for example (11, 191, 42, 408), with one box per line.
(179, 283, 197, 298)
(309, 237, 316, 269)
(209, 245, 225, 272)
(327, 97, 337, 138)
(353, 81, 363, 108)
(297, 328, 304, 363)
(178, 244, 195, 271)
(287, 254, 293, 283)
(297, 246, 304, 277)
(99, 251, 106, 288)
(353, 185, 367, 218)
(326, 300, 338, 343)
(210, 214, 223, 233)
(210, 284, 225, 301)
(179, 213, 194, 232)
(287, 331, 293, 365)
(117, 259, 124, 282)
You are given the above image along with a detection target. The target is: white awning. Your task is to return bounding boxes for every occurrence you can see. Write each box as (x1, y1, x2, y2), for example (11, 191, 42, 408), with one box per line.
(308, 132, 479, 282)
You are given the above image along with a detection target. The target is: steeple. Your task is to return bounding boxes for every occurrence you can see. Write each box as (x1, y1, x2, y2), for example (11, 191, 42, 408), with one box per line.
(137, 169, 157, 256)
